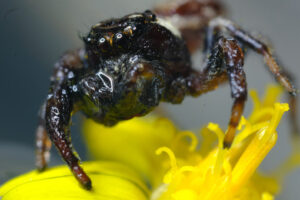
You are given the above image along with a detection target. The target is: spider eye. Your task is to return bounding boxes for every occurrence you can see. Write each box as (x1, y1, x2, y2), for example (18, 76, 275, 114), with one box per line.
(84, 36, 94, 44)
(114, 32, 128, 48)
(116, 33, 123, 40)
(98, 37, 110, 52)
(86, 37, 92, 42)
(124, 25, 138, 36)
(144, 10, 156, 21)
(99, 37, 106, 43)
(124, 26, 133, 36)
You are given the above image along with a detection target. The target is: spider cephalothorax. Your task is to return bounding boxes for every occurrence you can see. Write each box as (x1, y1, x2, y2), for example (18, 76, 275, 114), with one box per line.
(78, 10, 191, 126)
(35, 0, 297, 190)
(84, 11, 156, 56)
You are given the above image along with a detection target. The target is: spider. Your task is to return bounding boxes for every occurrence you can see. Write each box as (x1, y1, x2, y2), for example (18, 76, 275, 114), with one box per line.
(35, 0, 298, 190)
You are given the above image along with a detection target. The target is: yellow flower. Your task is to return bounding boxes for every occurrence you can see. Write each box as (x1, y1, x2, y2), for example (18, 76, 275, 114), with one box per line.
(83, 115, 178, 188)
(0, 161, 150, 200)
(0, 85, 298, 200)
(151, 88, 287, 200)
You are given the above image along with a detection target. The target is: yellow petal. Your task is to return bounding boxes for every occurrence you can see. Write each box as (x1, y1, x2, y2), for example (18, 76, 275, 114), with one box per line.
(0, 161, 149, 200)
(83, 116, 177, 187)
(151, 86, 289, 200)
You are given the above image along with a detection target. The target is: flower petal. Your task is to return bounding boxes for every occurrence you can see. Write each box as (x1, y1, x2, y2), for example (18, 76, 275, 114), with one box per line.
(0, 161, 149, 200)
(83, 116, 177, 187)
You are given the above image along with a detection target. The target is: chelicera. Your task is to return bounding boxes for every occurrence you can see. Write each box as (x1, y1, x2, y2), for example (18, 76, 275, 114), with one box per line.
(35, 0, 298, 190)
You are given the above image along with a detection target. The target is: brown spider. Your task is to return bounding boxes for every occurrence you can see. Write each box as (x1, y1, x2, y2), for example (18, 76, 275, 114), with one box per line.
(35, 0, 298, 190)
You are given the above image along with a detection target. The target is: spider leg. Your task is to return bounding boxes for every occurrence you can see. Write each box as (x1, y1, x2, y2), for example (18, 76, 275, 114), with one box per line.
(210, 17, 296, 94)
(210, 17, 299, 135)
(220, 38, 247, 148)
(45, 88, 91, 189)
(35, 103, 51, 171)
(187, 37, 247, 148)
(36, 49, 92, 189)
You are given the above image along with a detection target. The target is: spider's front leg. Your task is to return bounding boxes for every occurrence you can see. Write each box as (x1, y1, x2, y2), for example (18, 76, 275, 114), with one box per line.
(187, 37, 247, 148)
(36, 49, 92, 189)
(46, 84, 92, 189)
(210, 17, 299, 136)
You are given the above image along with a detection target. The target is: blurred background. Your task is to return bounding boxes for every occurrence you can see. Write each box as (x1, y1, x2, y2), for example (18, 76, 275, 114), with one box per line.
(0, 0, 299, 198)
